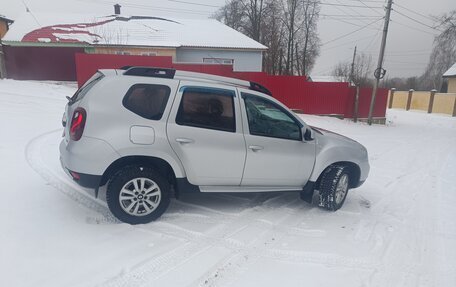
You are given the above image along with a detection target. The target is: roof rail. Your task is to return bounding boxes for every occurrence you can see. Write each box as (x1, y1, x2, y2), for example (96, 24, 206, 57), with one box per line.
(250, 82, 272, 96)
(121, 66, 272, 96)
(174, 70, 250, 88)
(124, 67, 176, 79)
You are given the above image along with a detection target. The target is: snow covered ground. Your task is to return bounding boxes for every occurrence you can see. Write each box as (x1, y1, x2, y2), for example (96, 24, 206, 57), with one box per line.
(0, 79, 455, 287)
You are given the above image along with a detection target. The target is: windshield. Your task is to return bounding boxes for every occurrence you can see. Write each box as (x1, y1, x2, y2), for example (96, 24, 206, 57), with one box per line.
(69, 72, 104, 104)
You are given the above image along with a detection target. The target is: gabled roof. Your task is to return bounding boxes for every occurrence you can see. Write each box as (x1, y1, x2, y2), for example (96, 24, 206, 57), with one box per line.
(443, 63, 456, 78)
(3, 12, 267, 50)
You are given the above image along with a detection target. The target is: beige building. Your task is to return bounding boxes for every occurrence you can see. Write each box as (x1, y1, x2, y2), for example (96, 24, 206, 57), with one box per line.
(443, 63, 456, 93)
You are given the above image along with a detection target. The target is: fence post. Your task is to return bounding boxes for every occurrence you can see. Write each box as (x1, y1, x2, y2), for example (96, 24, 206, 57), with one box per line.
(428, 89, 437, 114)
(0, 43, 7, 79)
(406, 89, 414, 111)
(388, 88, 395, 109)
(353, 86, 360, 123)
(453, 95, 456, 117)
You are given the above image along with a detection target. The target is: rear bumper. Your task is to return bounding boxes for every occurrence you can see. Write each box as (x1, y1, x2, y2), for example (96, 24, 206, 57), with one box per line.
(60, 156, 101, 188)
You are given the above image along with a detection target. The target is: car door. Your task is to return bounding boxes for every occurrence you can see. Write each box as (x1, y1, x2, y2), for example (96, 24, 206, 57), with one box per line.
(167, 82, 247, 186)
(239, 90, 316, 187)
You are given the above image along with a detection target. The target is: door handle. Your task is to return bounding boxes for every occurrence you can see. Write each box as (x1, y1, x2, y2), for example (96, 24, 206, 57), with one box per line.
(175, 138, 194, 144)
(248, 145, 264, 151)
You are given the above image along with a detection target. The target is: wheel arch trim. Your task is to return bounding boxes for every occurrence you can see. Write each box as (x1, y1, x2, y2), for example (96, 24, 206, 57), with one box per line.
(100, 155, 182, 187)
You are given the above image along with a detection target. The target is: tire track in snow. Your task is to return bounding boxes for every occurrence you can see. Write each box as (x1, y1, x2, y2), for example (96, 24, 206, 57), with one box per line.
(359, 136, 455, 286)
(25, 129, 118, 222)
(99, 195, 294, 287)
(192, 200, 377, 287)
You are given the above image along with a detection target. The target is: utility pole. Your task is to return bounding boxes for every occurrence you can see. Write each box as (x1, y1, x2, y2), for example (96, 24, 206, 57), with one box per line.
(367, 0, 393, 125)
(350, 46, 360, 123)
(350, 46, 357, 85)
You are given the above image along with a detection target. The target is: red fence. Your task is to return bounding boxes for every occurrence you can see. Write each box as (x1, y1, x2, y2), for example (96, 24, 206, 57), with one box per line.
(4, 46, 84, 81)
(75, 53, 387, 119)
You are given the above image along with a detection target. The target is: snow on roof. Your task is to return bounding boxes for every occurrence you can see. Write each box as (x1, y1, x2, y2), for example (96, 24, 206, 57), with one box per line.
(443, 63, 456, 78)
(3, 12, 267, 50)
(0, 14, 13, 23)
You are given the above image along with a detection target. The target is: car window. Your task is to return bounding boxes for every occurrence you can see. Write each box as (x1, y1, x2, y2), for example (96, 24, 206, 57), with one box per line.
(176, 87, 236, 132)
(70, 72, 104, 104)
(123, 84, 171, 120)
(243, 93, 301, 141)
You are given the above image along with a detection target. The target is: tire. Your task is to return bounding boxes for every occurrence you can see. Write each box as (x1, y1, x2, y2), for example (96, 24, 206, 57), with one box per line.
(107, 165, 170, 224)
(318, 165, 350, 211)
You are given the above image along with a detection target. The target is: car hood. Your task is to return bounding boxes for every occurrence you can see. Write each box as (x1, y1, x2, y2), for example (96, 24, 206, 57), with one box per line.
(311, 126, 357, 143)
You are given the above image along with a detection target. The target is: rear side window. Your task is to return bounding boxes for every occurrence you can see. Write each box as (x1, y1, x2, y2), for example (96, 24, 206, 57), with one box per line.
(70, 72, 104, 104)
(176, 87, 236, 132)
(123, 84, 171, 120)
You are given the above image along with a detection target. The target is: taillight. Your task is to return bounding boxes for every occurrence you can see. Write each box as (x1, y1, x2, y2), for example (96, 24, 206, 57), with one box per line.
(70, 108, 86, 141)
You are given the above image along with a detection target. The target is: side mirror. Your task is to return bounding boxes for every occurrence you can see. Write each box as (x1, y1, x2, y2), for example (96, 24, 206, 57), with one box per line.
(303, 127, 315, 141)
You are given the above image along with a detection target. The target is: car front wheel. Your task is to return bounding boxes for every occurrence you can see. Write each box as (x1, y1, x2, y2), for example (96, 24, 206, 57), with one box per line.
(107, 166, 170, 224)
(318, 165, 350, 211)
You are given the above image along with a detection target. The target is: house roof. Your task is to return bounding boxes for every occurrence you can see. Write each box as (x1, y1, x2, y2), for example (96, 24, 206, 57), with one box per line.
(0, 14, 13, 23)
(443, 63, 456, 78)
(2, 12, 267, 50)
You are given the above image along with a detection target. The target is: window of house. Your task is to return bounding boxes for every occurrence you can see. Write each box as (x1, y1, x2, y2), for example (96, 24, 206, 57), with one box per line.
(243, 93, 301, 141)
(141, 52, 158, 56)
(123, 84, 171, 120)
(115, 51, 131, 55)
(176, 87, 236, 132)
(203, 58, 234, 65)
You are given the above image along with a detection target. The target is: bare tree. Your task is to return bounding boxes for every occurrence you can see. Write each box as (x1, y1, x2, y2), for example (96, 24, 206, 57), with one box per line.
(261, 1, 285, 74)
(214, 0, 265, 42)
(280, 0, 301, 75)
(332, 52, 373, 86)
(295, 0, 320, 76)
(420, 10, 456, 90)
(213, 0, 246, 31)
(215, 0, 321, 76)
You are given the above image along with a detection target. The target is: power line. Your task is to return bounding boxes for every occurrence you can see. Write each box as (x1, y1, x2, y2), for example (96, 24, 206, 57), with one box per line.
(362, 27, 382, 51)
(393, 2, 436, 23)
(391, 19, 438, 36)
(314, 55, 353, 75)
(167, 0, 220, 8)
(355, 0, 383, 16)
(322, 32, 381, 51)
(364, 48, 432, 53)
(321, 16, 382, 29)
(333, 0, 381, 26)
(76, 0, 215, 15)
(318, 1, 383, 9)
(394, 9, 442, 32)
(321, 17, 384, 46)
(21, 0, 41, 26)
(320, 14, 380, 18)
(384, 59, 428, 65)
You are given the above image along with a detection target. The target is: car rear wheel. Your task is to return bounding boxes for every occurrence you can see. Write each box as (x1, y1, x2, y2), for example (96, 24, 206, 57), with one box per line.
(107, 166, 170, 224)
(318, 165, 350, 211)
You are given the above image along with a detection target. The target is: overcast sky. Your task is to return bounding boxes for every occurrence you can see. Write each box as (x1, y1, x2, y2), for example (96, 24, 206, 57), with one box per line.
(1, 0, 455, 78)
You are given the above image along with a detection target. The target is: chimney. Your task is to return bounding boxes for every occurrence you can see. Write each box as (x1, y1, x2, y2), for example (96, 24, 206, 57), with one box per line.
(114, 4, 121, 15)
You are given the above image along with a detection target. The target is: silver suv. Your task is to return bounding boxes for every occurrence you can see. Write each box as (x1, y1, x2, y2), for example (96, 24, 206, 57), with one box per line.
(60, 67, 369, 224)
